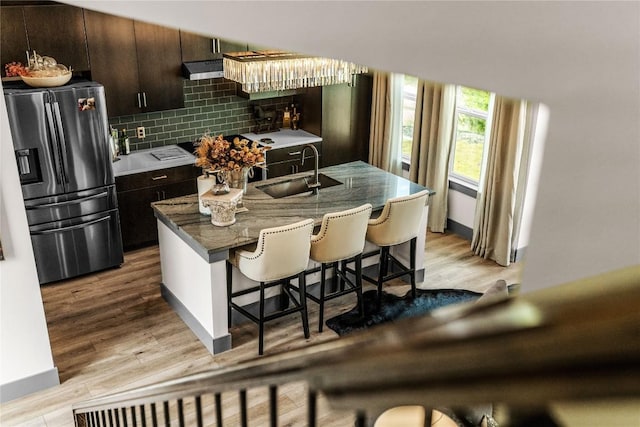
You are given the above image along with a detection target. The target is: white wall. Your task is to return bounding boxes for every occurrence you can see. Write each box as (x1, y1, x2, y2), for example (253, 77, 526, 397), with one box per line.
(0, 86, 57, 389)
(447, 189, 476, 231)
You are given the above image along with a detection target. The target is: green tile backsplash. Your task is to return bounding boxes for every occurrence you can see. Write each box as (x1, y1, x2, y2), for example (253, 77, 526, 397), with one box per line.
(108, 78, 295, 152)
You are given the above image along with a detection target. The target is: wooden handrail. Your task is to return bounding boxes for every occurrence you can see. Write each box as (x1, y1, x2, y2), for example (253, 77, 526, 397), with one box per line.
(73, 265, 640, 421)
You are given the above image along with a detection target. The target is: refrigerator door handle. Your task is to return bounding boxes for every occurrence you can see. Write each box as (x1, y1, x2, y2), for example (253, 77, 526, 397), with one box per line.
(51, 101, 69, 183)
(44, 101, 65, 185)
(24, 191, 109, 210)
(31, 215, 110, 235)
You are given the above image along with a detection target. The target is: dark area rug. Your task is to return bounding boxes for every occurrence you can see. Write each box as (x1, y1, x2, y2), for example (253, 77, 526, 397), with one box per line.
(325, 288, 482, 336)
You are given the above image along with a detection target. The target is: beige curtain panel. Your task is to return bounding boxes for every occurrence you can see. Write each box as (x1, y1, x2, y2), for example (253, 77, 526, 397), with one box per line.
(472, 96, 528, 266)
(368, 72, 403, 175)
(409, 81, 456, 233)
(368, 71, 391, 170)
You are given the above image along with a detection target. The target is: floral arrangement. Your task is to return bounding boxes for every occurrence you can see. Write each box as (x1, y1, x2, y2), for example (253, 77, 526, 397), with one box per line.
(194, 134, 270, 172)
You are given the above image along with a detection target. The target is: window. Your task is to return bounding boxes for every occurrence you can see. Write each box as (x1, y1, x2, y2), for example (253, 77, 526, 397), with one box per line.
(396, 79, 493, 183)
(450, 86, 492, 184)
(401, 75, 418, 161)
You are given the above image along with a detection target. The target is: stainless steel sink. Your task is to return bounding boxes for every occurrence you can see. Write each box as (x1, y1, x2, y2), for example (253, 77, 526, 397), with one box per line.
(257, 173, 342, 198)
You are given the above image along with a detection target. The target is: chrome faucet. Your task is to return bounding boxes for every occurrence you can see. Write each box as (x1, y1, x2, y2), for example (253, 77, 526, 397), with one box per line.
(300, 144, 320, 193)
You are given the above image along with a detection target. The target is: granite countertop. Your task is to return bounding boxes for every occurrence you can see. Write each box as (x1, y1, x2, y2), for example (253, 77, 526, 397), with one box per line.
(152, 161, 433, 262)
(112, 145, 196, 177)
(241, 128, 322, 149)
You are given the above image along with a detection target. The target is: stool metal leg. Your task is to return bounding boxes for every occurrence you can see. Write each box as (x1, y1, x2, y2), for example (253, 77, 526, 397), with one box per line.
(279, 283, 290, 310)
(355, 253, 364, 317)
(299, 272, 310, 339)
(259, 281, 265, 355)
(318, 263, 327, 332)
(376, 247, 389, 311)
(331, 261, 339, 293)
(337, 261, 345, 291)
(226, 261, 233, 328)
(410, 237, 417, 299)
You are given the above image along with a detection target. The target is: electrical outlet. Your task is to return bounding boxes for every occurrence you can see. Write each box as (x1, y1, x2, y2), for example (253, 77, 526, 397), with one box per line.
(136, 126, 146, 139)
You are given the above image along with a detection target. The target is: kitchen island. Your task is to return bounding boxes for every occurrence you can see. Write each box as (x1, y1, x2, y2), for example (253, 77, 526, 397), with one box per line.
(152, 161, 433, 354)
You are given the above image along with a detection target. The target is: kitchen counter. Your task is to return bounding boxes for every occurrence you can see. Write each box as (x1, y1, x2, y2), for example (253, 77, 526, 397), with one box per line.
(241, 128, 322, 149)
(111, 145, 196, 177)
(152, 161, 431, 260)
(110, 130, 317, 177)
(151, 161, 432, 354)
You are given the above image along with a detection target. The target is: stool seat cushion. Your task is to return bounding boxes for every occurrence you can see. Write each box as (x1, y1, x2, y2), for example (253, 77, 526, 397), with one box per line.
(310, 203, 372, 263)
(366, 190, 430, 247)
(236, 219, 314, 283)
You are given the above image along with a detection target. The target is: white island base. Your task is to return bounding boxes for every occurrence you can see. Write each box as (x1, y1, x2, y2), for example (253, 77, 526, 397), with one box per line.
(157, 208, 428, 355)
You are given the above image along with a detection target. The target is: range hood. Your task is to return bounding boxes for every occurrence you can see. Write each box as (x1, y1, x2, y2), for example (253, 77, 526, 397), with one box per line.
(182, 59, 224, 80)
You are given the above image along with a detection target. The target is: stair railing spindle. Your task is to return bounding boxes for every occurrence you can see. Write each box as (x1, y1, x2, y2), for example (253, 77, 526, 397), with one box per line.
(150, 403, 158, 427)
(121, 407, 128, 427)
(163, 401, 170, 427)
(308, 390, 317, 427)
(139, 404, 146, 427)
(269, 385, 278, 427)
(215, 393, 223, 426)
(239, 389, 248, 427)
(177, 398, 185, 427)
(195, 395, 203, 427)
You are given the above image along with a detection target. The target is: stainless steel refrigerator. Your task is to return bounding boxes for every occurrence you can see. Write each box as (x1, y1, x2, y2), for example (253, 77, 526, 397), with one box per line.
(4, 80, 123, 284)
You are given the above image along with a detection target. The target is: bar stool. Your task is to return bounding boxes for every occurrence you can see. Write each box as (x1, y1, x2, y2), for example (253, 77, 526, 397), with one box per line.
(364, 190, 430, 310)
(306, 203, 372, 332)
(226, 218, 314, 355)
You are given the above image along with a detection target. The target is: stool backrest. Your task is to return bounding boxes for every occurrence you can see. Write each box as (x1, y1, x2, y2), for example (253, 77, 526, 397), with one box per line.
(237, 218, 314, 283)
(366, 190, 430, 247)
(310, 203, 373, 263)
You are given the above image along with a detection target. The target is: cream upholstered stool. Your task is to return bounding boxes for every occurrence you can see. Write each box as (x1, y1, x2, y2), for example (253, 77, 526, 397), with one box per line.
(226, 218, 314, 355)
(365, 190, 430, 310)
(306, 203, 372, 332)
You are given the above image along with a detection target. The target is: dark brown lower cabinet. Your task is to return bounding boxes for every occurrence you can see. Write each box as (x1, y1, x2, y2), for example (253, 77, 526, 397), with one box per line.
(265, 159, 316, 179)
(116, 165, 200, 250)
(264, 142, 322, 179)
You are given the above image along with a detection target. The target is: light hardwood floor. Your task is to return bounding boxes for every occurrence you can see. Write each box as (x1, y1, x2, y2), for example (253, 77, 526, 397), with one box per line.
(0, 232, 522, 426)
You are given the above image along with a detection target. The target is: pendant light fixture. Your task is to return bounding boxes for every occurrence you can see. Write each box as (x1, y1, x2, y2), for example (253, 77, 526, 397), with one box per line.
(223, 50, 368, 93)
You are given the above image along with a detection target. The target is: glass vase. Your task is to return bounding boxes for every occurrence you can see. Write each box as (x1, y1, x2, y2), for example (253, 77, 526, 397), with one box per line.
(211, 170, 231, 195)
(229, 167, 250, 194)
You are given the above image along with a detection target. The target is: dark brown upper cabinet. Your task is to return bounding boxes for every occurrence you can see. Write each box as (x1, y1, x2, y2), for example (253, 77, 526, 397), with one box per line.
(1, 4, 89, 73)
(180, 30, 247, 62)
(23, 4, 90, 71)
(134, 21, 184, 112)
(84, 10, 139, 117)
(1, 6, 28, 68)
(84, 10, 184, 117)
(319, 75, 373, 167)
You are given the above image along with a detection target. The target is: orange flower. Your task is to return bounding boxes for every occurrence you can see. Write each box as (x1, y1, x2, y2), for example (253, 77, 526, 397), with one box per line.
(194, 134, 270, 172)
